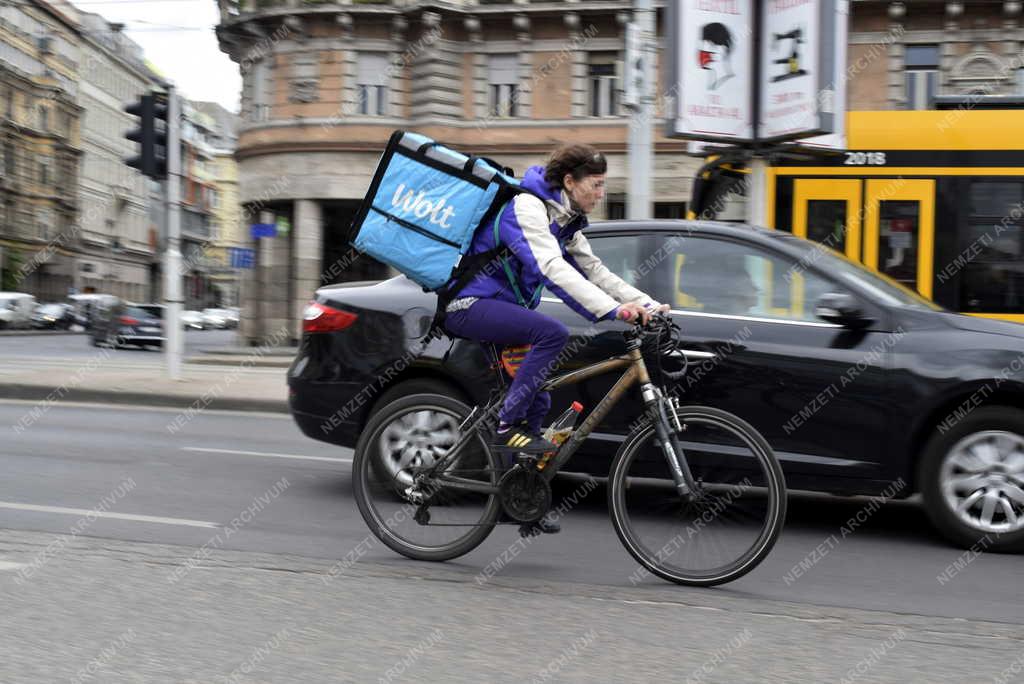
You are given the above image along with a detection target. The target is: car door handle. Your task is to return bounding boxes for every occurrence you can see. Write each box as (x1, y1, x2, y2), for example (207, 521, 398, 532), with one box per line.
(670, 349, 717, 360)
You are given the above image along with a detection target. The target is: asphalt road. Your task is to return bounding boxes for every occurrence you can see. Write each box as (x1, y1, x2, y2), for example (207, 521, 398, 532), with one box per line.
(0, 400, 1019, 628)
(0, 328, 238, 362)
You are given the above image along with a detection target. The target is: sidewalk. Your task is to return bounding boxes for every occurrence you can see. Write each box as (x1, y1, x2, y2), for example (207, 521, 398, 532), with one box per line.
(0, 360, 288, 413)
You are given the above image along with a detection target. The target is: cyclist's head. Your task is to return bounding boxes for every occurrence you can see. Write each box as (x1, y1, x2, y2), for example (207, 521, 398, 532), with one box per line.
(545, 143, 607, 215)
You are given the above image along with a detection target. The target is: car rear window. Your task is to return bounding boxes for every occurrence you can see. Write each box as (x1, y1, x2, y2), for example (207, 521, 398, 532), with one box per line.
(125, 306, 153, 319)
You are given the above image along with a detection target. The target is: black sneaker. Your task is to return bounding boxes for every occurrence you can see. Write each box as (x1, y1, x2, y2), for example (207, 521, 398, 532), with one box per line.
(490, 426, 558, 456)
(519, 515, 561, 537)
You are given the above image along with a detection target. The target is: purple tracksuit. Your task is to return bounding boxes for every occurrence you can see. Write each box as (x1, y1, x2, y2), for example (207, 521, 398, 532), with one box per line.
(444, 166, 659, 432)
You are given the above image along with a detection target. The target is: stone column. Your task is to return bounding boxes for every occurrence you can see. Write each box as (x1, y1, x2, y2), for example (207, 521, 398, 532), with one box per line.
(258, 210, 292, 345)
(292, 199, 322, 343)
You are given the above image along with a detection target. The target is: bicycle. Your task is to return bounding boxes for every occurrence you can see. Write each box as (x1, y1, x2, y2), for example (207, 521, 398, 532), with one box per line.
(352, 313, 786, 586)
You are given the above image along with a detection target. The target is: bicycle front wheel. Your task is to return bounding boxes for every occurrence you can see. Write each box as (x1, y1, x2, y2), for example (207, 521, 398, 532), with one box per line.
(609, 405, 786, 587)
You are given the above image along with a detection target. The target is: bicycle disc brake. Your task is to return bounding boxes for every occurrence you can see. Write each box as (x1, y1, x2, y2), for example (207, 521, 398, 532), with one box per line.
(498, 465, 551, 523)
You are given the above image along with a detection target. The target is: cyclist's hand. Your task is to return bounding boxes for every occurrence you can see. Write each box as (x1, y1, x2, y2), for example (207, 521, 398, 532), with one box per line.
(652, 303, 671, 314)
(617, 302, 650, 325)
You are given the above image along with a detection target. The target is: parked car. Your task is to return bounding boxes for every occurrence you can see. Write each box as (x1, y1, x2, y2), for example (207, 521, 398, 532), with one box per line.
(90, 299, 164, 349)
(181, 310, 205, 330)
(201, 308, 231, 329)
(30, 303, 78, 329)
(288, 220, 1024, 552)
(225, 307, 240, 329)
(69, 294, 118, 330)
(0, 292, 37, 329)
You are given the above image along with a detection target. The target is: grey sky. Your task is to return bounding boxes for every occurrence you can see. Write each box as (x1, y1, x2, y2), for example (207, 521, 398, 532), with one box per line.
(71, 0, 241, 111)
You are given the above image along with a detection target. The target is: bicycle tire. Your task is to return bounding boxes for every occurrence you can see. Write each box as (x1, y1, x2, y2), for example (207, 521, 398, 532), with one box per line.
(608, 405, 786, 587)
(352, 393, 501, 562)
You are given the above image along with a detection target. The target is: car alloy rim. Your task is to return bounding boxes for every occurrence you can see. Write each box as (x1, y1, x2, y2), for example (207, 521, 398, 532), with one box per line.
(940, 430, 1024, 534)
(378, 409, 459, 487)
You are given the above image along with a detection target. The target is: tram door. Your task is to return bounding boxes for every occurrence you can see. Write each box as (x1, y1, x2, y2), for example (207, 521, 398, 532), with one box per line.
(791, 178, 936, 298)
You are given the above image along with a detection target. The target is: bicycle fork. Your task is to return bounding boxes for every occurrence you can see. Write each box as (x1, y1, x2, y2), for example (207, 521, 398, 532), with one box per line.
(641, 383, 699, 498)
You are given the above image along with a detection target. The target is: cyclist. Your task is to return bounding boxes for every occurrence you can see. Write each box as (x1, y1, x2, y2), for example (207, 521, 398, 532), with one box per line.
(443, 143, 669, 533)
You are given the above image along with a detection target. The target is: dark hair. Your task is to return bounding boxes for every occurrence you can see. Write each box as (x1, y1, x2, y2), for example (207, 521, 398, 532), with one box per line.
(544, 143, 607, 189)
(702, 22, 732, 52)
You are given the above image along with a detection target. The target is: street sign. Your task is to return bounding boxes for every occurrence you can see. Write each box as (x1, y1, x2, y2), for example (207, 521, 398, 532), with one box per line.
(758, 0, 840, 142)
(276, 216, 291, 236)
(229, 247, 256, 269)
(791, 0, 849, 151)
(250, 223, 276, 239)
(666, 0, 755, 143)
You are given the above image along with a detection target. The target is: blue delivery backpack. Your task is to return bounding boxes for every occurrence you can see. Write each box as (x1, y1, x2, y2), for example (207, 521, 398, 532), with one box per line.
(348, 130, 533, 333)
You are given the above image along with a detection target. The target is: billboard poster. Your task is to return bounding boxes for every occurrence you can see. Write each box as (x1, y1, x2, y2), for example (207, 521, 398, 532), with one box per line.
(667, 0, 755, 143)
(758, 0, 836, 141)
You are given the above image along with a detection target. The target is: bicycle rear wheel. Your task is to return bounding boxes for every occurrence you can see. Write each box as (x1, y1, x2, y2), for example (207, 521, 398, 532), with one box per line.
(609, 405, 786, 586)
(352, 393, 501, 562)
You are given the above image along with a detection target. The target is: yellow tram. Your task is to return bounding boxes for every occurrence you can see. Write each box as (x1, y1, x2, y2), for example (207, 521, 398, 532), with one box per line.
(766, 110, 1024, 323)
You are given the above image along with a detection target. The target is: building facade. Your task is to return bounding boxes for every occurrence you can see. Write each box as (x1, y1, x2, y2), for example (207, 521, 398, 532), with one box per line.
(75, 12, 162, 302)
(0, 0, 82, 299)
(215, 0, 696, 344)
(216, 0, 1024, 343)
(192, 100, 244, 307)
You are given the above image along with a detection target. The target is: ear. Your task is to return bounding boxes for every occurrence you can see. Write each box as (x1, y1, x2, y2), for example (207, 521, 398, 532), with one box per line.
(562, 173, 574, 191)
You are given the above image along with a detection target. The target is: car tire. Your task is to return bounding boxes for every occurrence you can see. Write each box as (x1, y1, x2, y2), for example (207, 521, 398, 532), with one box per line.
(365, 378, 470, 484)
(919, 406, 1024, 553)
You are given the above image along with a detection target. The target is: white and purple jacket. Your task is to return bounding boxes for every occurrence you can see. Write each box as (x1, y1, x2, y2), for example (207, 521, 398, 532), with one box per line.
(453, 165, 660, 322)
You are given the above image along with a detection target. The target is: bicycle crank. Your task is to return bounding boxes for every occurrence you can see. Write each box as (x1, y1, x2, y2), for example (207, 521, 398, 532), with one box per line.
(498, 465, 551, 523)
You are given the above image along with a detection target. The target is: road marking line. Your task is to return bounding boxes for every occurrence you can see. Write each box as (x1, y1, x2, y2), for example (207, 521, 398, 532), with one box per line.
(0, 561, 27, 571)
(0, 502, 219, 528)
(181, 446, 352, 464)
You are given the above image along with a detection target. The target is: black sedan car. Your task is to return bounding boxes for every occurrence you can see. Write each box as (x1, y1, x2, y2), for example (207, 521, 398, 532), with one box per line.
(90, 300, 164, 349)
(289, 220, 1024, 552)
(30, 303, 80, 330)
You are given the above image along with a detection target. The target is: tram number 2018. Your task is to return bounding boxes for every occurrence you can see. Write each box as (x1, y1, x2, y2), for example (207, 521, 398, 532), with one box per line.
(844, 152, 887, 166)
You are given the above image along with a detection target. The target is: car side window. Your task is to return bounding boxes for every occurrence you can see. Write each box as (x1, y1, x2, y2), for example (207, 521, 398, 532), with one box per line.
(545, 233, 665, 299)
(667, 236, 844, 322)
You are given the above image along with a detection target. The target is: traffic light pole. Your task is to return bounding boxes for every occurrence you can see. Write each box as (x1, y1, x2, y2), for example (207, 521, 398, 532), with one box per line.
(627, 0, 654, 220)
(163, 87, 184, 380)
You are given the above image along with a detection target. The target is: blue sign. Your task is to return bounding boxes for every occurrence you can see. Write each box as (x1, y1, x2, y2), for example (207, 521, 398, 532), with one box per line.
(229, 247, 256, 269)
(250, 223, 277, 239)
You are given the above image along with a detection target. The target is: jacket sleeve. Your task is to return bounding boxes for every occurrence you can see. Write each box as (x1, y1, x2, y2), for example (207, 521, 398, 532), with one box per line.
(505, 195, 620, 322)
(564, 231, 661, 308)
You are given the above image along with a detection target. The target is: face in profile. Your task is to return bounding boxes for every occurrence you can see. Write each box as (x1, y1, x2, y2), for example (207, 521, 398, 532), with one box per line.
(698, 22, 734, 90)
(565, 173, 606, 215)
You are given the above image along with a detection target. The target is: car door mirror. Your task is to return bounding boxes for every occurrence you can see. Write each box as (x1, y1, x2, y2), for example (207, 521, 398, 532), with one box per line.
(814, 292, 873, 328)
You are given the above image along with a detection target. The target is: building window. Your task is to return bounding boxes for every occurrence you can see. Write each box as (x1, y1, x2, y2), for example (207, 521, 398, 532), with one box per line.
(39, 160, 49, 186)
(904, 44, 939, 111)
(654, 202, 687, 219)
(4, 143, 13, 177)
(589, 52, 620, 117)
(250, 60, 270, 122)
(4, 88, 11, 118)
(606, 196, 626, 220)
(488, 54, 520, 118)
(356, 53, 390, 116)
(38, 104, 48, 131)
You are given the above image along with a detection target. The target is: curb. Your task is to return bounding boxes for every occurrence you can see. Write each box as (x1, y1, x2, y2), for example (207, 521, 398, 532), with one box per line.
(0, 330, 86, 337)
(0, 384, 289, 414)
(187, 356, 292, 368)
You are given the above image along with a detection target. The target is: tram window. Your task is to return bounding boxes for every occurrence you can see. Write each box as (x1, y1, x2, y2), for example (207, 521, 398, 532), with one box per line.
(960, 223, 1024, 313)
(878, 200, 920, 291)
(806, 200, 847, 253)
(969, 182, 1023, 217)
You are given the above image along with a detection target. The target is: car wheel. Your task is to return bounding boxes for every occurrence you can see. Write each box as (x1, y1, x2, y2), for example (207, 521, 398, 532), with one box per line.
(919, 406, 1024, 552)
(366, 378, 470, 487)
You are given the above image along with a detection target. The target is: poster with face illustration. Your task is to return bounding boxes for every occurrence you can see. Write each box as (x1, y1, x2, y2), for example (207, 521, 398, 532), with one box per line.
(667, 0, 754, 142)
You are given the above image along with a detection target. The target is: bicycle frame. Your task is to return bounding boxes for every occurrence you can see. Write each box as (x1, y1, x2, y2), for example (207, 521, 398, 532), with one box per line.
(425, 334, 699, 498)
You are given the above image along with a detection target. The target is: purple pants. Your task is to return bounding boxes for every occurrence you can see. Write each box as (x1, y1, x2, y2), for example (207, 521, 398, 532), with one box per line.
(444, 298, 569, 434)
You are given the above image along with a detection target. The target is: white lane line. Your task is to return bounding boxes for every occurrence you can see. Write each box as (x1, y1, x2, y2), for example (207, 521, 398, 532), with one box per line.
(181, 446, 352, 464)
(0, 561, 27, 571)
(0, 502, 219, 528)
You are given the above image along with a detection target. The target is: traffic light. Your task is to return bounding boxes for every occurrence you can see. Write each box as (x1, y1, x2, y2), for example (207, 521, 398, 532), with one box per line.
(124, 91, 168, 180)
(151, 91, 168, 179)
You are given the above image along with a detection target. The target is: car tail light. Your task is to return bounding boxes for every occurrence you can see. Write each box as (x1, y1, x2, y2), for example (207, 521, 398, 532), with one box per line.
(119, 315, 139, 325)
(303, 301, 357, 333)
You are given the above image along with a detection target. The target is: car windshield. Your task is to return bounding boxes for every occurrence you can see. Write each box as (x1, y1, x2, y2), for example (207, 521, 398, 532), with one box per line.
(784, 239, 943, 311)
(125, 306, 152, 319)
(37, 304, 64, 315)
